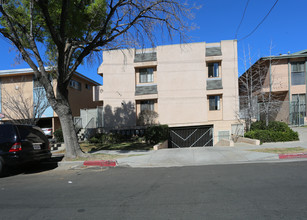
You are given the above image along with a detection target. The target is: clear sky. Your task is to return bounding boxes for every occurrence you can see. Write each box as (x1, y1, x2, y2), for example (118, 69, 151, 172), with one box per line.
(0, 0, 306, 83)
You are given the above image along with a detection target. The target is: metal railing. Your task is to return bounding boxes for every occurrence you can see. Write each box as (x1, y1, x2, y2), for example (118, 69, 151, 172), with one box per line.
(74, 117, 82, 133)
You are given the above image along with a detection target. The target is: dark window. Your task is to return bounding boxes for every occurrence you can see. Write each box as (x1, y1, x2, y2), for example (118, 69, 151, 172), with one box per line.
(17, 126, 47, 143)
(139, 68, 154, 83)
(291, 62, 305, 86)
(0, 124, 16, 143)
(208, 62, 220, 78)
(85, 84, 92, 90)
(209, 95, 220, 110)
(70, 79, 81, 90)
(140, 100, 154, 112)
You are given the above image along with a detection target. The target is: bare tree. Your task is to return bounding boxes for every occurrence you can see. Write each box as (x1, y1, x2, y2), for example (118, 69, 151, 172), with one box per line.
(137, 110, 159, 126)
(239, 46, 282, 130)
(1, 80, 50, 125)
(0, 1, 194, 158)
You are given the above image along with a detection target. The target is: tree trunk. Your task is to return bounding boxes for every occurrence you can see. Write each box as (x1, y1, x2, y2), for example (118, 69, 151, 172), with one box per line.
(55, 101, 85, 158)
(265, 106, 269, 127)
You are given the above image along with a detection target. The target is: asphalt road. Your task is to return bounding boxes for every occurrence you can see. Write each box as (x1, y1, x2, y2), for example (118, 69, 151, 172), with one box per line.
(1, 161, 307, 220)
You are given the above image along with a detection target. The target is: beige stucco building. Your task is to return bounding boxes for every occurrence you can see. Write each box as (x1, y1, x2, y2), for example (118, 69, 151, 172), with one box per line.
(94, 40, 240, 147)
(239, 50, 307, 125)
(0, 68, 100, 134)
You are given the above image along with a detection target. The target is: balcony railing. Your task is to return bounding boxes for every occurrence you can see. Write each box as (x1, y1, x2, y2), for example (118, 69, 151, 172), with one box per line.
(206, 78, 223, 90)
(134, 52, 157, 63)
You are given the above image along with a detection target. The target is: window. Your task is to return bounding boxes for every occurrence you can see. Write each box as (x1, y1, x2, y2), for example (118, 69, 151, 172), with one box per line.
(208, 62, 220, 78)
(70, 79, 81, 90)
(139, 68, 154, 83)
(209, 95, 220, 110)
(140, 100, 154, 112)
(291, 62, 305, 85)
(85, 84, 92, 90)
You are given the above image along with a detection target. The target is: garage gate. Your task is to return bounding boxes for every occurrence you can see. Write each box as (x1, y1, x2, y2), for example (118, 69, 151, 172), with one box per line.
(169, 125, 213, 148)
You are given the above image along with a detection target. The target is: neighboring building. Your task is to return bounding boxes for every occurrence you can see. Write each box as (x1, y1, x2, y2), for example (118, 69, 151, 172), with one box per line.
(0, 68, 101, 134)
(93, 40, 241, 147)
(239, 50, 307, 125)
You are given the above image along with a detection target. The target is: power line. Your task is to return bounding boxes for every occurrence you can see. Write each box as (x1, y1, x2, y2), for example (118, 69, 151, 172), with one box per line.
(235, 0, 250, 39)
(238, 0, 280, 42)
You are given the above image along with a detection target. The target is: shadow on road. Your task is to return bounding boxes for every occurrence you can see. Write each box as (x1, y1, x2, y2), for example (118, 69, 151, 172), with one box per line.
(1, 155, 64, 178)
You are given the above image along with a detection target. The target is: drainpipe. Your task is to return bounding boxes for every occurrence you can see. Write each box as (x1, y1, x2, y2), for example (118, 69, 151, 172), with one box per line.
(288, 59, 291, 124)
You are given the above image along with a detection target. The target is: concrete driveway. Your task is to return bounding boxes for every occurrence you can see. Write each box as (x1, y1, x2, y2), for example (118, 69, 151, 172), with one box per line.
(115, 126, 307, 168)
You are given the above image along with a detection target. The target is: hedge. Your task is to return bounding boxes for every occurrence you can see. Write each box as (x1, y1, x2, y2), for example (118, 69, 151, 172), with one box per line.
(145, 125, 169, 144)
(53, 128, 64, 143)
(245, 121, 299, 143)
(250, 120, 290, 132)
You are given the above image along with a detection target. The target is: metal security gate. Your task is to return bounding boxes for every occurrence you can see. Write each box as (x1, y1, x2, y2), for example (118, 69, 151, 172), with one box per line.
(169, 125, 213, 148)
(290, 101, 306, 126)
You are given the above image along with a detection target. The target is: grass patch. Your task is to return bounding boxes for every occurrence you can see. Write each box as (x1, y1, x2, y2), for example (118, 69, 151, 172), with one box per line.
(52, 142, 150, 161)
(81, 142, 153, 152)
(249, 147, 307, 154)
(63, 153, 143, 161)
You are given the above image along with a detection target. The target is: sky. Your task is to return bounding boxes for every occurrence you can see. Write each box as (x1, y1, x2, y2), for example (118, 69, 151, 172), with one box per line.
(0, 0, 306, 83)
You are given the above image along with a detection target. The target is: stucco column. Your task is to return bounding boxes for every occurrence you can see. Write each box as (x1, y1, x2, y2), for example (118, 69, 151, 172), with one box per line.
(305, 58, 307, 116)
(288, 59, 291, 124)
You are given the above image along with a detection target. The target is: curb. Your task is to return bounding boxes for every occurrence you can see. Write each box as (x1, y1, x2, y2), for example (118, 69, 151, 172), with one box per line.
(279, 153, 307, 159)
(83, 160, 117, 167)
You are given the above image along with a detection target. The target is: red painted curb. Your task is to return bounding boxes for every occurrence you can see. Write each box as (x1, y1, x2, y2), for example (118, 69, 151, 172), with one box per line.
(83, 160, 117, 167)
(279, 153, 307, 159)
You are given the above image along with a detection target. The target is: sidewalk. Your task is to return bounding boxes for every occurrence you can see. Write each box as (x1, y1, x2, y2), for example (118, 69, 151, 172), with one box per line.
(57, 127, 307, 169)
(57, 141, 307, 169)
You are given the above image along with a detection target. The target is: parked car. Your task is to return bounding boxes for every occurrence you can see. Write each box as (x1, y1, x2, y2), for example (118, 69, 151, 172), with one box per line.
(0, 124, 51, 176)
(42, 127, 53, 138)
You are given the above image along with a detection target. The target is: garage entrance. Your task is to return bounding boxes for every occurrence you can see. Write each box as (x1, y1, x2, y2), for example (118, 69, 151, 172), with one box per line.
(169, 125, 213, 148)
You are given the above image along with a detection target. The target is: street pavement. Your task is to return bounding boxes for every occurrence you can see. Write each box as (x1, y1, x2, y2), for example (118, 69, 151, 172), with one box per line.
(3, 162, 307, 219)
(57, 127, 307, 169)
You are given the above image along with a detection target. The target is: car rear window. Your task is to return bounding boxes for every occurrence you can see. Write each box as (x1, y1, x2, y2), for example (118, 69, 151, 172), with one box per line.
(0, 124, 17, 143)
(17, 125, 47, 143)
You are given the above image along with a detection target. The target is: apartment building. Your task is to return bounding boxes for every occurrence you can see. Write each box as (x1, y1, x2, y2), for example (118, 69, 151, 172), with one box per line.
(94, 40, 240, 147)
(239, 50, 307, 125)
(0, 68, 100, 133)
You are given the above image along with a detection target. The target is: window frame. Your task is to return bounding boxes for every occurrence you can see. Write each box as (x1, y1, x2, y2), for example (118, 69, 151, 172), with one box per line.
(140, 100, 155, 112)
(208, 62, 220, 78)
(139, 68, 154, 84)
(291, 62, 306, 86)
(69, 79, 82, 91)
(208, 95, 221, 111)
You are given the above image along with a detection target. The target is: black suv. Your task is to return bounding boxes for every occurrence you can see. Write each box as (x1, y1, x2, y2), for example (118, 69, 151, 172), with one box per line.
(0, 124, 52, 175)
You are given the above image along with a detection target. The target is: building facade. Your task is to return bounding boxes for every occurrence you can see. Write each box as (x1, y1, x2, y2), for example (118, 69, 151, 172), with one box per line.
(239, 50, 307, 125)
(0, 68, 101, 133)
(94, 40, 240, 146)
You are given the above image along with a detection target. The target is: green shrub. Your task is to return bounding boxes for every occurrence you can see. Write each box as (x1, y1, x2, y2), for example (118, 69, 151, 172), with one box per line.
(89, 133, 125, 145)
(250, 121, 291, 132)
(145, 125, 169, 144)
(245, 127, 299, 143)
(267, 121, 290, 132)
(53, 128, 64, 143)
(89, 137, 100, 144)
(250, 121, 267, 131)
